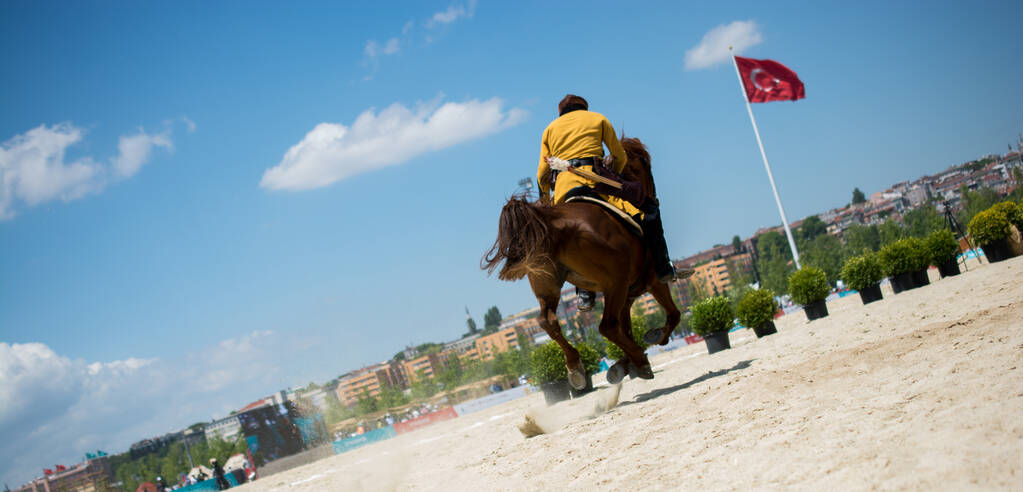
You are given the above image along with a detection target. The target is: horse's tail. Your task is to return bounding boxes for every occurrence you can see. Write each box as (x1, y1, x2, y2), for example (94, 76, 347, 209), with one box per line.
(482, 195, 557, 281)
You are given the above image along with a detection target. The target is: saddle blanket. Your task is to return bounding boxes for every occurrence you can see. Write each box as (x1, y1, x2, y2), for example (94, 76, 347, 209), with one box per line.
(565, 195, 643, 236)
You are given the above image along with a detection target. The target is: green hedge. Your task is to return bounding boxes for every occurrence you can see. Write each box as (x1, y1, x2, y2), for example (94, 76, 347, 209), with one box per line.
(735, 288, 777, 329)
(690, 296, 734, 336)
(925, 229, 959, 266)
(878, 237, 928, 276)
(840, 252, 885, 291)
(968, 208, 1011, 246)
(788, 267, 830, 305)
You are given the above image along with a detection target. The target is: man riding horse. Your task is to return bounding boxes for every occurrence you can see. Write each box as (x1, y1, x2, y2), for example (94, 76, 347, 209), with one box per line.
(537, 94, 677, 311)
(483, 94, 686, 388)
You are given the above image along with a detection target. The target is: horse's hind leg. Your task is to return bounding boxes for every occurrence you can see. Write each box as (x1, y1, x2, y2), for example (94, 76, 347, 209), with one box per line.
(529, 273, 586, 390)
(642, 280, 682, 346)
(601, 287, 652, 384)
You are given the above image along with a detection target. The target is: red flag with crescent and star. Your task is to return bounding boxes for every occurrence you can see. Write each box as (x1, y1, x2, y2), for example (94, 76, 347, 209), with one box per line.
(735, 56, 805, 103)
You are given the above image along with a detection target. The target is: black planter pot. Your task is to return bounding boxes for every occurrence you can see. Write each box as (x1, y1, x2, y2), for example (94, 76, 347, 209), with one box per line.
(752, 321, 777, 338)
(803, 300, 829, 321)
(568, 372, 595, 398)
(541, 380, 571, 406)
(890, 271, 915, 294)
(858, 283, 883, 304)
(911, 269, 931, 288)
(981, 239, 1012, 263)
(937, 259, 961, 278)
(703, 331, 732, 354)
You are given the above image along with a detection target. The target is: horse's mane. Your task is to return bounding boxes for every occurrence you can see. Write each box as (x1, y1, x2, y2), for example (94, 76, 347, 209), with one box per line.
(621, 137, 656, 199)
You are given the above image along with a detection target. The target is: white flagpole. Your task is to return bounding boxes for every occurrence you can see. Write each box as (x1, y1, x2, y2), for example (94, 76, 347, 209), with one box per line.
(729, 48, 802, 269)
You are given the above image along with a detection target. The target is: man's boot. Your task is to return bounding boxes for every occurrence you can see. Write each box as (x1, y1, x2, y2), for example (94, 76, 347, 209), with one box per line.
(640, 205, 676, 283)
(577, 287, 596, 311)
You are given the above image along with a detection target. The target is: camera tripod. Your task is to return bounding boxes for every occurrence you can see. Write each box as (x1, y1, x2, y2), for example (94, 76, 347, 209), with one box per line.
(943, 201, 981, 269)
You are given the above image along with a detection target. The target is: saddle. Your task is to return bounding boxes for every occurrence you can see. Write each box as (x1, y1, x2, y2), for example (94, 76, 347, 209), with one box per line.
(565, 195, 643, 237)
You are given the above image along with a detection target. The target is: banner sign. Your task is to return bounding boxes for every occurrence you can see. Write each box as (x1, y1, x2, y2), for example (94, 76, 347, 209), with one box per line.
(453, 386, 530, 416)
(332, 426, 397, 454)
(392, 407, 457, 435)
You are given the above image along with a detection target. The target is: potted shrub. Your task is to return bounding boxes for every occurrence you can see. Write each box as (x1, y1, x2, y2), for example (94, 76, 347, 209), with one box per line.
(925, 229, 961, 278)
(690, 296, 735, 354)
(968, 207, 1013, 262)
(990, 201, 1023, 257)
(529, 342, 572, 405)
(840, 252, 885, 304)
(906, 237, 932, 288)
(789, 266, 830, 320)
(879, 238, 929, 292)
(736, 288, 779, 338)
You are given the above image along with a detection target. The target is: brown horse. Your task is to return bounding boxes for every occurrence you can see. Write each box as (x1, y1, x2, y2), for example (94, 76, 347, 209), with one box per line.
(482, 138, 684, 389)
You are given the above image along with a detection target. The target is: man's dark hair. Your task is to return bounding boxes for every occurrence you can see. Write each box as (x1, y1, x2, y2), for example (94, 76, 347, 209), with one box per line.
(558, 94, 588, 116)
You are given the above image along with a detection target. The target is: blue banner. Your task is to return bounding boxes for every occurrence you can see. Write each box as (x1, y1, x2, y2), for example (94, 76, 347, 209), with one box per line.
(332, 426, 397, 454)
(294, 415, 326, 444)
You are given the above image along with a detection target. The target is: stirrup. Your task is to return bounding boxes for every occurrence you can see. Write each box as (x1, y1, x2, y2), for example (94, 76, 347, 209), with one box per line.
(577, 290, 596, 311)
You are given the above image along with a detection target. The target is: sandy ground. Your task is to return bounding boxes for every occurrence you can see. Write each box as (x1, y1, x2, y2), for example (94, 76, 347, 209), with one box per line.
(239, 256, 1023, 491)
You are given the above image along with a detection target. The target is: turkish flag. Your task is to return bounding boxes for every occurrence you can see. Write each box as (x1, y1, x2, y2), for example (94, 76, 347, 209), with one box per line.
(735, 56, 805, 103)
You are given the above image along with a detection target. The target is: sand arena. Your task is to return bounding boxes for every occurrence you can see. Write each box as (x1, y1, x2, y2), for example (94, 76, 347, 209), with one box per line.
(237, 256, 1022, 491)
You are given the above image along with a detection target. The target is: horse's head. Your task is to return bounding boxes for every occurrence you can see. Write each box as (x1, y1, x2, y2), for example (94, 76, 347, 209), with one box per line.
(620, 137, 656, 199)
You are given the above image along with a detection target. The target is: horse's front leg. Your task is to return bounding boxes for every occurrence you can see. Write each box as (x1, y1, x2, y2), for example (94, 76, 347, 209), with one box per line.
(601, 288, 652, 384)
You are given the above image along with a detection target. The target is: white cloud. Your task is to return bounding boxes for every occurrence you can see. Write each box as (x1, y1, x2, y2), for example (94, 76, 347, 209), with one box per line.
(0, 122, 177, 220)
(260, 97, 527, 191)
(684, 20, 763, 70)
(364, 37, 400, 59)
(0, 124, 103, 219)
(111, 129, 173, 178)
(426, 0, 477, 28)
(0, 331, 287, 487)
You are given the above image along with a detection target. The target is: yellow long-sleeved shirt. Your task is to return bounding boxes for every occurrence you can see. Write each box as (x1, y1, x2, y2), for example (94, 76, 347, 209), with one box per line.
(537, 110, 638, 216)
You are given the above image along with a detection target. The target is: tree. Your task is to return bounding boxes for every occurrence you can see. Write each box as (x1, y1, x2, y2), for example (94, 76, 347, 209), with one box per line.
(800, 234, 847, 285)
(852, 187, 866, 205)
(483, 306, 503, 333)
(902, 204, 945, 238)
(878, 220, 906, 246)
(798, 216, 827, 242)
(377, 385, 409, 409)
(958, 186, 1003, 227)
(354, 388, 379, 416)
(754, 231, 795, 294)
(843, 224, 881, 254)
(731, 235, 743, 253)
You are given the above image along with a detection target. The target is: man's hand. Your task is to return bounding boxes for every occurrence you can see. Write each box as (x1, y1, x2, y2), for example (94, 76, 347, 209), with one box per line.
(602, 154, 614, 168)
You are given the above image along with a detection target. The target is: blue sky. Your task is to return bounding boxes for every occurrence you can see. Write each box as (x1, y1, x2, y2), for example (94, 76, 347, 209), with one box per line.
(1, 0, 1021, 485)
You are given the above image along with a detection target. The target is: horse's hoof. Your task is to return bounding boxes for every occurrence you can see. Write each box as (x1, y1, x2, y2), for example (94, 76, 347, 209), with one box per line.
(642, 328, 664, 346)
(627, 362, 639, 380)
(606, 361, 627, 385)
(635, 364, 654, 380)
(676, 267, 696, 280)
(567, 369, 587, 390)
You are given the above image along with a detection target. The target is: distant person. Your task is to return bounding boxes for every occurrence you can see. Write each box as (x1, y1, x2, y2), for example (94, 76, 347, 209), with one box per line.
(155, 476, 167, 492)
(210, 458, 231, 490)
(195, 469, 208, 481)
